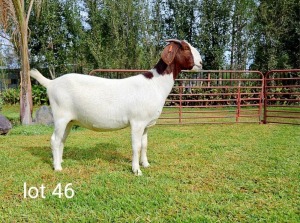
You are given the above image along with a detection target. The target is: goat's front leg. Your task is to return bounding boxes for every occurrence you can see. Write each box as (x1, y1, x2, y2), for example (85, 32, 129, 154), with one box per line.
(141, 128, 150, 168)
(131, 124, 145, 176)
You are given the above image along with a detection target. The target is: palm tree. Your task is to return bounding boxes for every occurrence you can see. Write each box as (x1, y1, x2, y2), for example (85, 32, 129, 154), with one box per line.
(0, 0, 42, 124)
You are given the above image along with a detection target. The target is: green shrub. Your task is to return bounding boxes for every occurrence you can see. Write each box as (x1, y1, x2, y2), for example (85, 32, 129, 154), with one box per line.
(1, 85, 49, 106)
(32, 85, 49, 105)
(2, 88, 20, 105)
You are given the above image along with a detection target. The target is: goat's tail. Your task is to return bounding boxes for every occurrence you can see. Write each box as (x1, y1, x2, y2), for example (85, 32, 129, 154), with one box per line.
(30, 69, 51, 88)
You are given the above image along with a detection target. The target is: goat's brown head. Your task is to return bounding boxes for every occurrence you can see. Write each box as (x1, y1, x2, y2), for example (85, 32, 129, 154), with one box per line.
(161, 39, 202, 70)
(159, 39, 202, 79)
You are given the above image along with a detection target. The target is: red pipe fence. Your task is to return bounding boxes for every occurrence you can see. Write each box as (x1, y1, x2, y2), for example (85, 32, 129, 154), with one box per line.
(89, 69, 300, 125)
(263, 69, 300, 125)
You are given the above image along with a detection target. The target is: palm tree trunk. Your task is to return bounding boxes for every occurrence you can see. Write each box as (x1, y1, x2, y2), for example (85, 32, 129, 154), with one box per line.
(13, 0, 33, 124)
(19, 29, 32, 125)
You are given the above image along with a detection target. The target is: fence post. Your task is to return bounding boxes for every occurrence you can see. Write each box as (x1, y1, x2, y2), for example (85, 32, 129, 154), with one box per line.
(258, 74, 264, 124)
(179, 84, 183, 124)
(263, 71, 269, 124)
(236, 81, 241, 122)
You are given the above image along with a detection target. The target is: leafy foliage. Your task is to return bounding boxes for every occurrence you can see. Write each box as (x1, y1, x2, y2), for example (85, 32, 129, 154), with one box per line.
(198, 0, 232, 69)
(32, 85, 49, 105)
(2, 85, 48, 105)
(29, 0, 86, 77)
(3, 0, 300, 78)
(2, 88, 20, 104)
(228, 0, 257, 69)
(84, 0, 155, 70)
(252, 0, 300, 71)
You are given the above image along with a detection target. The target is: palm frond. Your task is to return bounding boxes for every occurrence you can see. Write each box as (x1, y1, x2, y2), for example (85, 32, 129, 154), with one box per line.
(0, 0, 17, 31)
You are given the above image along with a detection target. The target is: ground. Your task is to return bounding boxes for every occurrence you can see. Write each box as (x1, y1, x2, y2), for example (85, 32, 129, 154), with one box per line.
(0, 105, 299, 222)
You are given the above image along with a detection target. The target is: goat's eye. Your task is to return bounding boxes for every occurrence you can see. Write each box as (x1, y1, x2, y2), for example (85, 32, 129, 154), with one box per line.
(183, 46, 190, 51)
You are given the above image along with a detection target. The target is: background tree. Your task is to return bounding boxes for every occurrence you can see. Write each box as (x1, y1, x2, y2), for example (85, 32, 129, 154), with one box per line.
(0, 0, 43, 124)
(156, 0, 198, 43)
(252, 0, 300, 72)
(228, 0, 256, 70)
(197, 0, 232, 70)
(29, 0, 86, 78)
(84, 0, 154, 70)
(1, 0, 299, 96)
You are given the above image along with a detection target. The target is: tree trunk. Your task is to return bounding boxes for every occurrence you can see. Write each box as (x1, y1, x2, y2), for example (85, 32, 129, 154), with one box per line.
(19, 11, 32, 125)
(19, 54, 33, 125)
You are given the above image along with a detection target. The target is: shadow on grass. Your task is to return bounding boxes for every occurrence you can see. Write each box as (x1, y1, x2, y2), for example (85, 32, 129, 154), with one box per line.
(26, 143, 131, 169)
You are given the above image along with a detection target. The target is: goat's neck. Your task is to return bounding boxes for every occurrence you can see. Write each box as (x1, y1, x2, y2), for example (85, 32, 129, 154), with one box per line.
(150, 59, 182, 99)
(154, 59, 182, 80)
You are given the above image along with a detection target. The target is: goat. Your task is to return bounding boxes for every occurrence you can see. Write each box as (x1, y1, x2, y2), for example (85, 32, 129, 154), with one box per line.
(30, 39, 202, 175)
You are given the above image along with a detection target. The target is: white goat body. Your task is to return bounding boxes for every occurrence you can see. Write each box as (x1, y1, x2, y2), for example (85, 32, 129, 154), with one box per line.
(30, 39, 202, 175)
(31, 70, 173, 131)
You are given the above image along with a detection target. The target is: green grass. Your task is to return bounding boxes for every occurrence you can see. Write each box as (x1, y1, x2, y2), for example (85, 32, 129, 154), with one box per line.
(0, 106, 299, 222)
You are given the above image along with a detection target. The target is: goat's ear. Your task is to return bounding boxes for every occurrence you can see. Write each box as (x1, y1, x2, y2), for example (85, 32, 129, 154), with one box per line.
(161, 42, 181, 65)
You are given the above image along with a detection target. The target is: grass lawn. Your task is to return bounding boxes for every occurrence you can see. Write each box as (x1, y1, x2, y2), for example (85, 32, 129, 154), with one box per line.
(0, 105, 299, 222)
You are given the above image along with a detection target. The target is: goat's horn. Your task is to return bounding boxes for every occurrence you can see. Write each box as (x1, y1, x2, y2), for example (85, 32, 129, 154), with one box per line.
(165, 39, 182, 45)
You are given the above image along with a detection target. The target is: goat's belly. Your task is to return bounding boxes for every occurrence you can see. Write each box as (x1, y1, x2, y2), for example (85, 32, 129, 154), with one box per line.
(92, 121, 130, 131)
(74, 116, 130, 132)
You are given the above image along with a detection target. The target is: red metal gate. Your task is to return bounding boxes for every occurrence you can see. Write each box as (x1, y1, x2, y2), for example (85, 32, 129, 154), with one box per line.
(263, 69, 300, 125)
(89, 69, 264, 124)
(158, 70, 264, 124)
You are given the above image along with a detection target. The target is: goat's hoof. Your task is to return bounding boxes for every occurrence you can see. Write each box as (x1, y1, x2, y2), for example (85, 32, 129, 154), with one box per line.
(142, 162, 150, 168)
(133, 169, 143, 176)
(54, 166, 62, 171)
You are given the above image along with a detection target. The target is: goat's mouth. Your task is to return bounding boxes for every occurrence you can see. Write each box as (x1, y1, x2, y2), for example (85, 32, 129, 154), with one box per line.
(192, 64, 202, 71)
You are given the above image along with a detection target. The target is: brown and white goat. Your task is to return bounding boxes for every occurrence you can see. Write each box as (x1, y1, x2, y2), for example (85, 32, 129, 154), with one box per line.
(30, 39, 202, 175)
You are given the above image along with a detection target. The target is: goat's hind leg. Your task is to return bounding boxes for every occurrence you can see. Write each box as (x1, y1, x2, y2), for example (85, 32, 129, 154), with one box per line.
(51, 119, 71, 171)
(59, 122, 73, 164)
